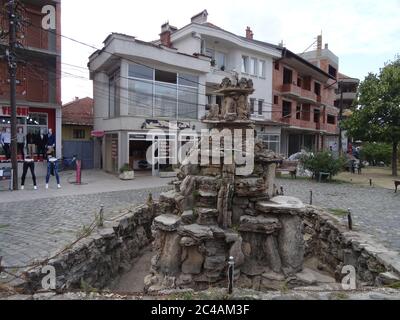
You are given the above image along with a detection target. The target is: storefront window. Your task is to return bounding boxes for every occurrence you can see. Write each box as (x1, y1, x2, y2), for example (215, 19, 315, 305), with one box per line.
(260, 134, 280, 153)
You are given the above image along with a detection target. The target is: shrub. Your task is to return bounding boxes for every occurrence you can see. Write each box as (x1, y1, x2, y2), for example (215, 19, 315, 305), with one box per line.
(360, 143, 392, 166)
(300, 151, 347, 180)
(119, 163, 132, 173)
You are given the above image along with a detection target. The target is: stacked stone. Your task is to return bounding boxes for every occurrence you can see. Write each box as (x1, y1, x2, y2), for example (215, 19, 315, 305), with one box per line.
(145, 77, 312, 293)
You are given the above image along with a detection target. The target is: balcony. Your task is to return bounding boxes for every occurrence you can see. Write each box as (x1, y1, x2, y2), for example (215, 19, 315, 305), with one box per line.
(336, 92, 357, 101)
(281, 84, 301, 99)
(281, 84, 318, 104)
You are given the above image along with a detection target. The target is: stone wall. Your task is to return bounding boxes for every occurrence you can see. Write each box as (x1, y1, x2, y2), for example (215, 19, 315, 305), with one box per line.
(301, 206, 400, 287)
(20, 203, 159, 293)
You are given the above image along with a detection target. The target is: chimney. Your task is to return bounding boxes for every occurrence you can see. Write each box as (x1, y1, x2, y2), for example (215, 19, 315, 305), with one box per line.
(324, 43, 329, 49)
(246, 26, 254, 40)
(75, 97, 79, 101)
(191, 10, 208, 24)
(160, 22, 173, 47)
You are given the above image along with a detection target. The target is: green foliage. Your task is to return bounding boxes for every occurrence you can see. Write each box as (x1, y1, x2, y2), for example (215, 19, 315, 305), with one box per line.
(328, 208, 348, 217)
(343, 56, 400, 175)
(360, 143, 392, 165)
(300, 151, 347, 179)
(119, 163, 132, 173)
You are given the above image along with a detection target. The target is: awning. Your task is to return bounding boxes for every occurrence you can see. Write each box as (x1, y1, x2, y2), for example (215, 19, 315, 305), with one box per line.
(91, 130, 105, 138)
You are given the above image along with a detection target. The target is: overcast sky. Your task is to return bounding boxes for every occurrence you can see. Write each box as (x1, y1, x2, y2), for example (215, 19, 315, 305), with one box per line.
(61, 0, 400, 104)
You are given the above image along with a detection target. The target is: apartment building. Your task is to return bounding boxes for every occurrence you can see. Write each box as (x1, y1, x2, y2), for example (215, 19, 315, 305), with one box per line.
(0, 0, 62, 159)
(272, 38, 340, 157)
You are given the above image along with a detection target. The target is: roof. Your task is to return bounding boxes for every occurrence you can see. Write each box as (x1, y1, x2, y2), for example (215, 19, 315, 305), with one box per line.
(62, 97, 94, 126)
(282, 48, 336, 80)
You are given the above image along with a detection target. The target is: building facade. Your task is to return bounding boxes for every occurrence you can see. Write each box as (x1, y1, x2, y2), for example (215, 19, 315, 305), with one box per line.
(0, 0, 62, 160)
(62, 97, 93, 142)
(272, 42, 339, 157)
(89, 11, 343, 175)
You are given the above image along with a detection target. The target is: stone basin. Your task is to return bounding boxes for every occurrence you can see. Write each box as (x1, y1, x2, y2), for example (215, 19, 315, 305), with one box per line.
(256, 196, 306, 215)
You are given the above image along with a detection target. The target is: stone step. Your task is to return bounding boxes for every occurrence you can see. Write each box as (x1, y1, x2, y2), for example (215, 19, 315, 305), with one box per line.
(239, 215, 282, 234)
(195, 207, 219, 225)
(256, 196, 305, 215)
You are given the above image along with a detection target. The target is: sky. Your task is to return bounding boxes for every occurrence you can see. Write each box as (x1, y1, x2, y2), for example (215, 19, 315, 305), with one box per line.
(61, 0, 400, 104)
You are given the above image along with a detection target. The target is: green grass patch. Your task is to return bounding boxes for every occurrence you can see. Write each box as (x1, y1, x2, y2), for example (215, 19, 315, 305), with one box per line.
(387, 281, 400, 289)
(328, 208, 348, 217)
(0, 224, 10, 229)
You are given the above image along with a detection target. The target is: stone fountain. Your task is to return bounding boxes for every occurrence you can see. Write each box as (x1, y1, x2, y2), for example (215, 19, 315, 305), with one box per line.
(144, 76, 314, 292)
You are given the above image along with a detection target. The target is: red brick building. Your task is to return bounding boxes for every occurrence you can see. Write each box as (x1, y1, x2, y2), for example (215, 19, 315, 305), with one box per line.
(0, 0, 61, 160)
(272, 38, 340, 157)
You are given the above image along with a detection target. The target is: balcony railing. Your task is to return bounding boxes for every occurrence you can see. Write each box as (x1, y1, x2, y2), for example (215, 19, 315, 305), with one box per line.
(281, 84, 301, 98)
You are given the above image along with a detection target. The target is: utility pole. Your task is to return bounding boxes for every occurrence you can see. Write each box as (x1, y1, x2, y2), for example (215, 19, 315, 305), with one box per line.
(338, 81, 344, 156)
(6, 0, 18, 190)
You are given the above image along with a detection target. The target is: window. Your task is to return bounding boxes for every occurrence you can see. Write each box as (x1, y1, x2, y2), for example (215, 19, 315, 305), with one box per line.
(297, 77, 303, 87)
(302, 104, 311, 121)
(215, 51, 226, 70)
(327, 114, 336, 125)
(258, 100, 264, 115)
(127, 64, 199, 120)
(282, 101, 292, 118)
(274, 62, 280, 70)
(283, 68, 293, 85)
(155, 70, 177, 84)
(314, 109, 321, 123)
(258, 60, 266, 77)
(73, 129, 86, 140)
(109, 69, 120, 118)
(242, 56, 249, 73)
(128, 79, 153, 117)
(314, 82, 321, 96)
(250, 58, 257, 75)
(129, 63, 153, 80)
(329, 65, 337, 78)
(296, 104, 301, 120)
(250, 98, 256, 114)
(260, 134, 280, 153)
(274, 95, 279, 105)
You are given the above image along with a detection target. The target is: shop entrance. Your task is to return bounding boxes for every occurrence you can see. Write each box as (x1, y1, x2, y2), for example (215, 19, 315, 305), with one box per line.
(129, 140, 152, 176)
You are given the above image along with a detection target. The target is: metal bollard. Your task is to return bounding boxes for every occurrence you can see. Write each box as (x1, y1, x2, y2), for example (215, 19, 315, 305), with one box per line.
(280, 186, 284, 196)
(310, 190, 313, 205)
(228, 256, 235, 295)
(370, 179, 372, 187)
(98, 205, 104, 227)
(347, 208, 353, 230)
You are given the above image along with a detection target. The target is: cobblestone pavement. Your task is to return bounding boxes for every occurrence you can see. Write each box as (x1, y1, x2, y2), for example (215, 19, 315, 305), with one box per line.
(277, 178, 400, 252)
(1, 178, 399, 274)
(0, 186, 171, 269)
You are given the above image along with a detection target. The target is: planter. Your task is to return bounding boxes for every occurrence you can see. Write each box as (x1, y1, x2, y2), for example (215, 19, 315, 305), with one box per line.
(159, 171, 178, 178)
(119, 171, 135, 180)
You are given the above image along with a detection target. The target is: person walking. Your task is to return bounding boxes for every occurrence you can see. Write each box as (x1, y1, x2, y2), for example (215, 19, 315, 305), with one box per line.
(1, 127, 11, 160)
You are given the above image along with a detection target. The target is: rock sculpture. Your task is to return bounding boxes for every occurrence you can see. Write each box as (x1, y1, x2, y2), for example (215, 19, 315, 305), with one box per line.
(145, 77, 310, 293)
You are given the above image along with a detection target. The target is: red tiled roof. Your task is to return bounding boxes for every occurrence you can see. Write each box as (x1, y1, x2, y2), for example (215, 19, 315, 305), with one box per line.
(62, 97, 94, 126)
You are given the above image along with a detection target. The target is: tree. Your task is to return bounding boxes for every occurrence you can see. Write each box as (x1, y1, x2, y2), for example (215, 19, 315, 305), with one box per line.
(344, 57, 400, 176)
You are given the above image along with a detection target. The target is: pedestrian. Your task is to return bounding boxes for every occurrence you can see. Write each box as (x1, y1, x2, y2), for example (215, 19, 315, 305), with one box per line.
(1, 127, 11, 160)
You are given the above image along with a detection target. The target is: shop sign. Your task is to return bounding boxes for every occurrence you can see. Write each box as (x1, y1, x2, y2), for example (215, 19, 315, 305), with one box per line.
(1, 106, 29, 117)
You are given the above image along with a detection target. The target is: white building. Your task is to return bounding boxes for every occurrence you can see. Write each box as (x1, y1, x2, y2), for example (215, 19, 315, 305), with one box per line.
(88, 10, 283, 176)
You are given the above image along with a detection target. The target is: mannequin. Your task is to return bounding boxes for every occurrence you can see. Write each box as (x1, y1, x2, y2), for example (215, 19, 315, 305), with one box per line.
(46, 151, 61, 189)
(21, 155, 37, 190)
(1, 127, 11, 160)
(47, 128, 56, 155)
(37, 128, 48, 159)
(17, 127, 26, 160)
(26, 131, 36, 158)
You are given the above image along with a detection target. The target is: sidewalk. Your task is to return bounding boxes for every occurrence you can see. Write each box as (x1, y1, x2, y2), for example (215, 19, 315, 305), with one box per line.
(0, 169, 174, 204)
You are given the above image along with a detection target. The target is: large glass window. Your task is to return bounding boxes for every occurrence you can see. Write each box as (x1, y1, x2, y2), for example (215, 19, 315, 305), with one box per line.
(155, 82, 177, 118)
(109, 69, 120, 118)
(128, 64, 199, 120)
(250, 58, 257, 75)
(215, 51, 226, 70)
(129, 63, 153, 80)
(128, 79, 153, 117)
